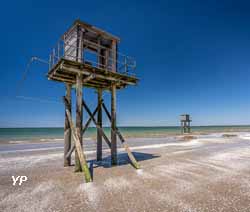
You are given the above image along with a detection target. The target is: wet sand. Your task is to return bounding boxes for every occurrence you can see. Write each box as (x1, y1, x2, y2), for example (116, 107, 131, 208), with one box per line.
(0, 133, 250, 212)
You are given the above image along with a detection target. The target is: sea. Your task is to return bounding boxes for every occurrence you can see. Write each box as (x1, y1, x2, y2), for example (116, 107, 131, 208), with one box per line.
(0, 125, 250, 143)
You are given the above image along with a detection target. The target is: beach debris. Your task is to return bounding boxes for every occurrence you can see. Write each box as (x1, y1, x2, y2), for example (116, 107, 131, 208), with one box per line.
(182, 135, 197, 141)
(222, 134, 237, 138)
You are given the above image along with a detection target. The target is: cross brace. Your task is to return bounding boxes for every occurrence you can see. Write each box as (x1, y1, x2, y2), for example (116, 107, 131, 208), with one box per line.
(65, 99, 140, 169)
(65, 100, 102, 159)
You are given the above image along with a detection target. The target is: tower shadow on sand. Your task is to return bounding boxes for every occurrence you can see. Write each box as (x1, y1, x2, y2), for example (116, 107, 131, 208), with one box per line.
(87, 152, 160, 180)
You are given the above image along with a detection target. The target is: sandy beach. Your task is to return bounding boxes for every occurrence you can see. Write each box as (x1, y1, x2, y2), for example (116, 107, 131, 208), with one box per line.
(0, 132, 250, 212)
(3, 1, 250, 211)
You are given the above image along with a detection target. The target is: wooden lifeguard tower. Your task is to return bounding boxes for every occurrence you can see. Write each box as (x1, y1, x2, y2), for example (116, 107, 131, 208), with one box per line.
(180, 114, 191, 134)
(47, 20, 139, 182)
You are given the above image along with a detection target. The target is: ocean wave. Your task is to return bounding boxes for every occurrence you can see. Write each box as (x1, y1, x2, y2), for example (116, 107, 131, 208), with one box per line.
(238, 133, 250, 140)
(40, 137, 93, 142)
(83, 137, 93, 141)
(40, 138, 64, 142)
(8, 140, 29, 144)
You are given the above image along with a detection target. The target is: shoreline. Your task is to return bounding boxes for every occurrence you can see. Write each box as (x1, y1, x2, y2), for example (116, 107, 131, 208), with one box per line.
(0, 129, 250, 145)
(0, 132, 250, 211)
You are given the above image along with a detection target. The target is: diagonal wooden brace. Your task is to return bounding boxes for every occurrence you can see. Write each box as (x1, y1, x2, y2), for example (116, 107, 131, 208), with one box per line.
(102, 102, 140, 169)
(63, 96, 92, 182)
(82, 99, 102, 135)
(82, 100, 111, 149)
(65, 101, 101, 159)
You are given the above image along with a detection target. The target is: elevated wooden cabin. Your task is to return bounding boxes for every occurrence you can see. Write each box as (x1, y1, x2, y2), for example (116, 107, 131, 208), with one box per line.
(48, 19, 138, 89)
(180, 114, 192, 134)
(46, 20, 140, 182)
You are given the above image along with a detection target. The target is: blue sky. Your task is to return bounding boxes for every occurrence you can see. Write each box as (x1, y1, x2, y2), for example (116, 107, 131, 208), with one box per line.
(1, 0, 250, 127)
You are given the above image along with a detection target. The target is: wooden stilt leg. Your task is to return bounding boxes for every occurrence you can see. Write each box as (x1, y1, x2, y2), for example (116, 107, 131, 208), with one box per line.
(97, 89, 102, 161)
(63, 97, 92, 183)
(64, 83, 71, 167)
(75, 74, 83, 172)
(111, 84, 117, 165)
(102, 102, 140, 169)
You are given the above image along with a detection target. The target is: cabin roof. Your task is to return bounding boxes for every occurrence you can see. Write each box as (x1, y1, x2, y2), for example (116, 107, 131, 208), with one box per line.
(62, 19, 120, 42)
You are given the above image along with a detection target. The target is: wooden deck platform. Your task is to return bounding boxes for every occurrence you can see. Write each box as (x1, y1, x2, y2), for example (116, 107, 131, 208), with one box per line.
(47, 58, 138, 89)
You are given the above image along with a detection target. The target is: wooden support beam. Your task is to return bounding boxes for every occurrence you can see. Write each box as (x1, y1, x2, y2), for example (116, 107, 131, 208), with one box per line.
(49, 71, 111, 89)
(111, 84, 117, 165)
(111, 41, 117, 166)
(97, 36, 104, 161)
(48, 76, 75, 84)
(75, 74, 83, 172)
(82, 103, 99, 135)
(102, 102, 140, 169)
(97, 89, 102, 161)
(61, 64, 136, 85)
(187, 121, 191, 133)
(102, 102, 111, 120)
(49, 72, 75, 80)
(65, 102, 101, 159)
(83, 74, 95, 83)
(64, 84, 72, 166)
(82, 100, 111, 149)
(63, 97, 92, 183)
(66, 145, 74, 160)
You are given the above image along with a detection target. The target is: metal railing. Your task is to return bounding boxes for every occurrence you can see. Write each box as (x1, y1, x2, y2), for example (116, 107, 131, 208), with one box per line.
(49, 37, 136, 76)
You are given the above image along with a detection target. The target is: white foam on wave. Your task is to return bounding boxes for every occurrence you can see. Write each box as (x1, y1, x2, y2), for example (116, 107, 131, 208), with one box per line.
(8, 140, 29, 144)
(129, 139, 202, 151)
(83, 137, 93, 141)
(40, 138, 64, 142)
(199, 133, 224, 138)
(238, 133, 250, 140)
(40, 137, 92, 142)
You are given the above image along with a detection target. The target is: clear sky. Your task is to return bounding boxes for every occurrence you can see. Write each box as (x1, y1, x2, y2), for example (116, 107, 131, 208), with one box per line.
(1, 0, 250, 127)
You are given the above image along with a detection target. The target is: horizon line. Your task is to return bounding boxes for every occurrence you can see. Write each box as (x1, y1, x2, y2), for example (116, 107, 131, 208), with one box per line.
(0, 124, 250, 129)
